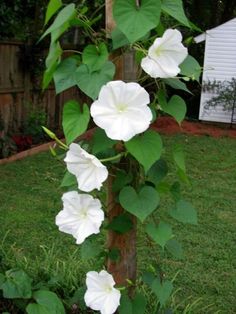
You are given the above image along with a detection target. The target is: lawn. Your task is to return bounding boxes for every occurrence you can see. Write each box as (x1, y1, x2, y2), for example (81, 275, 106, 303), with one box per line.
(0, 134, 235, 313)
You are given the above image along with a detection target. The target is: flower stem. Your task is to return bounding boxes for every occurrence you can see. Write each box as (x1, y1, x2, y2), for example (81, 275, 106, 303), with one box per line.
(100, 153, 124, 163)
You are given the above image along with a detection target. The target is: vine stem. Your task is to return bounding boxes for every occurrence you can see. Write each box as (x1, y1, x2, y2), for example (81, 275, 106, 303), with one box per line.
(100, 153, 124, 163)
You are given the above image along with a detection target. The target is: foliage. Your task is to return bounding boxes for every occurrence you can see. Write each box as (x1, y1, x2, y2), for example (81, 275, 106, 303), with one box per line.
(0, 268, 65, 314)
(23, 107, 47, 144)
(203, 78, 236, 113)
(0, 132, 17, 159)
(35, 1, 203, 312)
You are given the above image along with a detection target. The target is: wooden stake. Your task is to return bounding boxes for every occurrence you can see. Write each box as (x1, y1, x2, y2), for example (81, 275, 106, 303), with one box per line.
(105, 0, 137, 289)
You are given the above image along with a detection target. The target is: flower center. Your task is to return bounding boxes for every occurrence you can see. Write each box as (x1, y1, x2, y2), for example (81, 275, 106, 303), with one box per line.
(103, 285, 113, 293)
(155, 46, 163, 56)
(116, 103, 128, 113)
(79, 208, 88, 219)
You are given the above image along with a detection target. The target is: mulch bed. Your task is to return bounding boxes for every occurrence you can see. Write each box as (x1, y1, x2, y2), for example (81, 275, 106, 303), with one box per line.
(152, 116, 236, 138)
(0, 118, 235, 166)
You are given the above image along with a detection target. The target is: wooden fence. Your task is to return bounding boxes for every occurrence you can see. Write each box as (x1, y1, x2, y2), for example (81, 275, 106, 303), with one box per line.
(0, 41, 81, 134)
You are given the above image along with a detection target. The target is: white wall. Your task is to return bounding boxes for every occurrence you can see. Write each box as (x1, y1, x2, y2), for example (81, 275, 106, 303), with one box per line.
(199, 18, 236, 123)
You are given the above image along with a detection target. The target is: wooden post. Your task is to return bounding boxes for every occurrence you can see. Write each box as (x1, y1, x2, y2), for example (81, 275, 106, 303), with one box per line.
(105, 0, 137, 289)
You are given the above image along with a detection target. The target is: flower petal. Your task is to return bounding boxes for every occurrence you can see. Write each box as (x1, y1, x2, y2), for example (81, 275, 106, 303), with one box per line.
(90, 81, 152, 141)
(55, 192, 104, 244)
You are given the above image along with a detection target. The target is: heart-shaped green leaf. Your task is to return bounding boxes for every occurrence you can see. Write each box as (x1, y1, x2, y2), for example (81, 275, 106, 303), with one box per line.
(161, 95, 187, 125)
(82, 43, 108, 72)
(91, 129, 116, 155)
(119, 186, 160, 222)
(180, 55, 201, 82)
(107, 214, 133, 234)
(41, 4, 76, 41)
(163, 78, 192, 94)
(147, 159, 168, 185)
(169, 200, 197, 225)
(145, 221, 173, 249)
(75, 61, 115, 100)
(166, 239, 184, 259)
(113, 0, 161, 43)
(44, 0, 62, 26)
(62, 100, 90, 144)
(125, 130, 163, 173)
(162, 0, 190, 28)
(53, 57, 79, 94)
(151, 279, 173, 307)
(2, 269, 32, 299)
(26, 290, 65, 314)
(119, 293, 147, 314)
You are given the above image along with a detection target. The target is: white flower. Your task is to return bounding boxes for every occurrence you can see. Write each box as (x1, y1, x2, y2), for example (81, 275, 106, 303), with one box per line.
(55, 191, 104, 244)
(90, 80, 152, 141)
(84, 270, 121, 314)
(64, 143, 108, 192)
(141, 29, 188, 78)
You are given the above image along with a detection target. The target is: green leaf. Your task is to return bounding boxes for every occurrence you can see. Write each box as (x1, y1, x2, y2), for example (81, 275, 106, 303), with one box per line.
(163, 78, 192, 94)
(62, 101, 90, 144)
(119, 186, 160, 222)
(92, 129, 116, 155)
(166, 239, 184, 259)
(132, 293, 147, 314)
(145, 221, 173, 249)
(108, 248, 121, 262)
(28, 290, 65, 314)
(119, 294, 133, 314)
(82, 43, 108, 72)
(151, 279, 173, 307)
(107, 213, 133, 234)
(111, 27, 130, 50)
(75, 61, 115, 100)
(113, 0, 161, 43)
(80, 238, 102, 260)
(119, 293, 146, 314)
(41, 4, 76, 40)
(2, 269, 32, 299)
(45, 0, 62, 26)
(26, 304, 50, 314)
(125, 130, 163, 173)
(112, 170, 133, 193)
(162, 0, 190, 28)
(53, 57, 78, 94)
(147, 159, 168, 185)
(60, 171, 77, 188)
(45, 41, 62, 69)
(43, 41, 62, 89)
(142, 271, 156, 287)
(180, 55, 202, 82)
(161, 95, 186, 125)
(51, 21, 70, 43)
(170, 200, 197, 225)
(170, 181, 181, 201)
(173, 144, 185, 172)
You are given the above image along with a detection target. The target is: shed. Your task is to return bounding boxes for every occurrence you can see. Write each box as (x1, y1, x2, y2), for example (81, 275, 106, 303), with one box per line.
(195, 18, 236, 124)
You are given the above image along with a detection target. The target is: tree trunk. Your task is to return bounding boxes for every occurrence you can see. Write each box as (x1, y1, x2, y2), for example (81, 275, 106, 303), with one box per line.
(105, 0, 137, 289)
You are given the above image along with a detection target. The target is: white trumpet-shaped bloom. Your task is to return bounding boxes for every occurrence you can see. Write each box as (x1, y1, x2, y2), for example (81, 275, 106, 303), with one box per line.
(55, 191, 104, 244)
(64, 143, 108, 192)
(141, 29, 188, 78)
(84, 270, 121, 314)
(90, 80, 152, 141)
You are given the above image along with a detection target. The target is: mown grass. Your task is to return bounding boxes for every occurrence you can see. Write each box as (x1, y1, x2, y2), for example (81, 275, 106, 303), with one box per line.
(0, 134, 235, 313)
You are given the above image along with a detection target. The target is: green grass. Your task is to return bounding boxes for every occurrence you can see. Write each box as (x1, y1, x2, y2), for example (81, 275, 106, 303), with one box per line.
(0, 135, 236, 313)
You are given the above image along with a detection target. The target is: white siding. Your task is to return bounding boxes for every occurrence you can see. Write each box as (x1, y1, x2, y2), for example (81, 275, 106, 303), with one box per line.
(199, 18, 236, 123)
